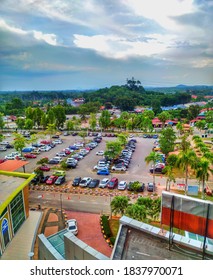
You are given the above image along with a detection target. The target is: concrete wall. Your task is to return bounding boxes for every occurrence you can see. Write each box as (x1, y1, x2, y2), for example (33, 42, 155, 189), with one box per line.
(64, 232, 109, 260)
(38, 234, 64, 260)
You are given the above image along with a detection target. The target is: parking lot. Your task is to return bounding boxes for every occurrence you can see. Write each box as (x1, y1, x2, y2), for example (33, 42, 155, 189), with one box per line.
(0, 133, 167, 197)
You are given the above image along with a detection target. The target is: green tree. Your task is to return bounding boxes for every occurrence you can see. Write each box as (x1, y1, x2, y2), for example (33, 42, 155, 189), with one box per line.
(53, 105, 66, 129)
(16, 118, 25, 130)
(152, 100, 162, 115)
(89, 113, 97, 131)
(117, 133, 128, 146)
(47, 109, 55, 124)
(158, 111, 171, 128)
(195, 120, 206, 132)
(24, 119, 33, 130)
(176, 121, 184, 136)
(45, 124, 56, 139)
(176, 149, 197, 194)
(41, 114, 48, 130)
(110, 196, 130, 216)
(0, 113, 4, 130)
(125, 204, 147, 221)
(105, 141, 122, 159)
(12, 133, 27, 155)
(196, 158, 213, 199)
(66, 120, 75, 132)
(99, 110, 111, 130)
(145, 151, 163, 184)
(159, 127, 176, 156)
(78, 131, 87, 146)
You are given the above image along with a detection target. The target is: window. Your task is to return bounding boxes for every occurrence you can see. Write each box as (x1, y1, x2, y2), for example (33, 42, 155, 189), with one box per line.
(10, 191, 25, 234)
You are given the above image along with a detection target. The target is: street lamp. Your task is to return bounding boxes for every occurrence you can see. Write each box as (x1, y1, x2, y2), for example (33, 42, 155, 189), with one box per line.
(60, 193, 63, 217)
(37, 195, 42, 210)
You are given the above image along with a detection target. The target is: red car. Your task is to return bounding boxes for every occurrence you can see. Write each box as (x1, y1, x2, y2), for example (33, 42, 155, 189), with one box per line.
(46, 175, 58, 185)
(39, 165, 50, 171)
(24, 153, 37, 158)
(40, 140, 51, 145)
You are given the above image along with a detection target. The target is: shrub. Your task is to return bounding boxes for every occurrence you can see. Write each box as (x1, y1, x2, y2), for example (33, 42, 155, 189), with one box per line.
(101, 215, 112, 238)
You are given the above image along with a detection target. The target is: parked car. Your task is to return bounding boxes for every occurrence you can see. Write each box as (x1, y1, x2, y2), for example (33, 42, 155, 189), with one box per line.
(99, 178, 110, 188)
(96, 150, 104, 156)
(147, 182, 155, 192)
(24, 153, 37, 159)
(40, 145, 51, 152)
(79, 177, 92, 187)
(111, 165, 126, 172)
(66, 219, 78, 235)
(46, 175, 58, 185)
(107, 177, 118, 189)
(66, 161, 77, 168)
(88, 179, 100, 188)
(40, 175, 50, 183)
(52, 135, 59, 138)
(40, 140, 52, 145)
(5, 144, 14, 149)
(52, 139, 63, 144)
(48, 158, 60, 164)
(55, 176, 66, 185)
(149, 167, 164, 174)
(39, 165, 50, 171)
(72, 177, 81, 186)
(53, 170, 66, 177)
(56, 151, 67, 157)
(93, 164, 109, 170)
(118, 181, 127, 190)
(97, 168, 110, 175)
(0, 146, 7, 151)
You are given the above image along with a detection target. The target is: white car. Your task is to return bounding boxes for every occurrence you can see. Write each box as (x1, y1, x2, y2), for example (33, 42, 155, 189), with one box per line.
(52, 156, 63, 162)
(56, 151, 67, 157)
(40, 145, 51, 152)
(93, 163, 109, 170)
(52, 139, 63, 144)
(99, 178, 110, 188)
(96, 151, 104, 156)
(67, 219, 78, 235)
(118, 181, 127, 190)
(79, 177, 92, 187)
(0, 146, 7, 151)
(111, 165, 126, 171)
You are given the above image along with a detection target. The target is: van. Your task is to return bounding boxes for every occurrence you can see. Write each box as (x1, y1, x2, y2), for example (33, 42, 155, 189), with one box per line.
(107, 177, 118, 189)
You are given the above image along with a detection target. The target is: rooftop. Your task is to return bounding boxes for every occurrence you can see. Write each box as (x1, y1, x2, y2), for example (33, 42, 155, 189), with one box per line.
(111, 216, 213, 260)
(0, 174, 25, 206)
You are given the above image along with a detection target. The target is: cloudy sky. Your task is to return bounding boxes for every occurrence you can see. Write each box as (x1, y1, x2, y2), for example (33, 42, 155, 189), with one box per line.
(0, 0, 213, 91)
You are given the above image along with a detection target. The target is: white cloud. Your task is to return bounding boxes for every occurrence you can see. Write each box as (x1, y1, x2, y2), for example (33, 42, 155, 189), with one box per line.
(0, 19, 59, 46)
(73, 33, 175, 59)
(122, 0, 196, 31)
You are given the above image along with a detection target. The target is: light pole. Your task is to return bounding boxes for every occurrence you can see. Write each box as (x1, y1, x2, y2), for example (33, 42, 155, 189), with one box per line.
(37, 195, 42, 210)
(60, 193, 63, 217)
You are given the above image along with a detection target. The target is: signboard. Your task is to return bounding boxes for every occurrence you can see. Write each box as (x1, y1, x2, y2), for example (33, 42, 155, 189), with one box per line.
(161, 191, 213, 239)
(187, 185, 199, 196)
(2, 218, 8, 234)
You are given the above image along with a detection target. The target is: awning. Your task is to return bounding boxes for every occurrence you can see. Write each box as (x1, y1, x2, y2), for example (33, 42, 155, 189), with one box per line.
(0, 160, 29, 171)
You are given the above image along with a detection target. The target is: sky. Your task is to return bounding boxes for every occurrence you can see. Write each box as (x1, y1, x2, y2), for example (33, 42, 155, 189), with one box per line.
(0, 0, 213, 91)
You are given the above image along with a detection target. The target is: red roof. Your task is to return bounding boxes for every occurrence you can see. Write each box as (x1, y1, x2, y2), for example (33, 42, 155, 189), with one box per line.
(0, 160, 29, 171)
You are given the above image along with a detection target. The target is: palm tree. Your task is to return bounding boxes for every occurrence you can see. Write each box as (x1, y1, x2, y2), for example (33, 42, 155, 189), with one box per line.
(125, 204, 147, 222)
(164, 154, 178, 191)
(110, 196, 130, 216)
(145, 151, 163, 184)
(176, 149, 197, 195)
(196, 158, 213, 199)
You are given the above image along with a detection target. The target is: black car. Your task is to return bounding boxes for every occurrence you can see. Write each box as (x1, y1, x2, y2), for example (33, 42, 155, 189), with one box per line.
(149, 167, 164, 174)
(48, 159, 59, 164)
(66, 162, 77, 168)
(88, 179, 100, 188)
(40, 175, 50, 183)
(30, 175, 42, 185)
(55, 176, 66, 185)
(5, 144, 14, 149)
(72, 177, 81, 186)
(52, 135, 59, 138)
